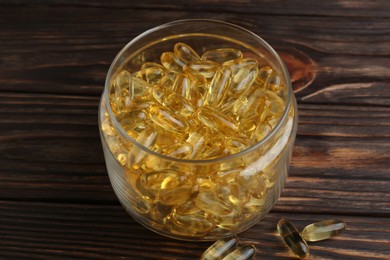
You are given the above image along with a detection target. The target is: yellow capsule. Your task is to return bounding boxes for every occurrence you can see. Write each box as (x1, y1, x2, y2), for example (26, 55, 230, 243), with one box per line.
(186, 127, 209, 159)
(222, 245, 256, 260)
(168, 210, 214, 237)
(163, 143, 192, 159)
(217, 179, 250, 208)
(223, 58, 258, 75)
(129, 76, 151, 100)
(159, 72, 177, 89)
(111, 70, 133, 113)
(243, 196, 266, 214)
(301, 219, 346, 242)
(149, 202, 173, 222)
(186, 75, 207, 107)
(161, 52, 185, 73)
(236, 171, 267, 198)
(195, 189, 235, 216)
(140, 169, 186, 190)
(143, 66, 166, 84)
(231, 65, 258, 94)
(197, 106, 238, 135)
(250, 122, 272, 142)
(205, 68, 231, 107)
(152, 85, 195, 117)
(132, 195, 151, 214)
(225, 137, 251, 155)
(201, 237, 238, 260)
(159, 182, 193, 205)
(172, 73, 193, 98)
(174, 42, 201, 63)
(201, 48, 243, 64)
(149, 105, 189, 134)
(223, 59, 259, 95)
(255, 65, 273, 86)
(128, 128, 157, 165)
(184, 60, 219, 79)
(101, 117, 115, 136)
(265, 73, 281, 92)
(277, 219, 310, 258)
(116, 109, 148, 136)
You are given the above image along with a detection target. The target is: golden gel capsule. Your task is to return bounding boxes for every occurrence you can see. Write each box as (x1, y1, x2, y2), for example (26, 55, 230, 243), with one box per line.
(184, 60, 219, 79)
(186, 127, 209, 159)
(301, 219, 346, 242)
(201, 48, 243, 64)
(205, 68, 231, 107)
(277, 219, 309, 258)
(152, 85, 195, 117)
(222, 245, 256, 260)
(186, 75, 207, 107)
(142, 66, 166, 84)
(168, 210, 214, 237)
(149, 105, 189, 134)
(223, 58, 258, 75)
(201, 237, 238, 260)
(130, 76, 151, 100)
(161, 52, 185, 73)
(172, 73, 193, 98)
(174, 42, 201, 63)
(255, 65, 273, 86)
(197, 106, 238, 135)
(229, 65, 258, 94)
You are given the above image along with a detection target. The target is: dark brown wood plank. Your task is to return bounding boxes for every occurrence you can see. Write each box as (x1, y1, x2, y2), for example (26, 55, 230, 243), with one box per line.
(0, 93, 388, 216)
(2, 0, 390, 18)
(0, 6, 389, 106)
(0, 201, 388, 259)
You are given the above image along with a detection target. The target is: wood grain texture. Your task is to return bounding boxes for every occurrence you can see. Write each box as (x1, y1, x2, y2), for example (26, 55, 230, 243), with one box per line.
(0, 201, 389, 259)
(0, 0, 389, 259)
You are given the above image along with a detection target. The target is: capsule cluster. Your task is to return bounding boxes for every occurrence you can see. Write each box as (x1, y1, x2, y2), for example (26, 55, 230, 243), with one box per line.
(201, 236, 256, 260)
(108, 42, 286, 161)
(277, 219, 346, 258)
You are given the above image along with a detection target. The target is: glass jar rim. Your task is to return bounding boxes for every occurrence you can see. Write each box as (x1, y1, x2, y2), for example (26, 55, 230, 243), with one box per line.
(103, 19, 292, 164)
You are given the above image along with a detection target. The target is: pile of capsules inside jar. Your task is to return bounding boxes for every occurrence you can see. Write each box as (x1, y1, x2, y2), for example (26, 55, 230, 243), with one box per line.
(201, 219, 346, 259)
(101, 42, 290, 237)
(107, 42, 286, 160)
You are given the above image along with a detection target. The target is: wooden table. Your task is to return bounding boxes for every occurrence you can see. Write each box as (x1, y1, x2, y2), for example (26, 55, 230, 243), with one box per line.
(1, 1, 389, 259)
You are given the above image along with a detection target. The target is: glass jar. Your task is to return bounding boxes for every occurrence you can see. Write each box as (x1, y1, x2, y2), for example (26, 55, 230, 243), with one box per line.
(99, 19, 298, 241)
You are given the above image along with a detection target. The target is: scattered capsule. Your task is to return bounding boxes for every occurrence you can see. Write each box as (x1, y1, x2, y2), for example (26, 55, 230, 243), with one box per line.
(161, 52, 186, 73)
(277, 219, 310, 258)
(202, 48, 243, 64)
(301, 219, 346, 242)
(184, 60, 219, 79)
(149, 105, 189, 134)
(222, 245, 256, 260)
(174, 42, 201, 63)
(197, 106, 238, 135)
(201, 237, 238, 260)
(205, 67, 231, 107)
